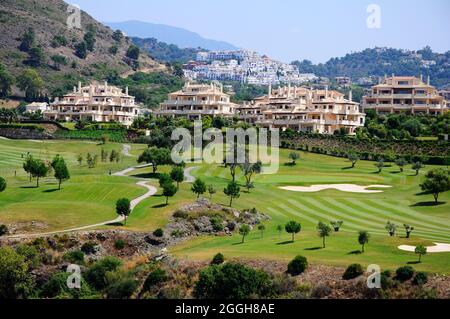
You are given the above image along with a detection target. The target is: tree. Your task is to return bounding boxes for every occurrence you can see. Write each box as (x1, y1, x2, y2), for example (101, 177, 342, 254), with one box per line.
(75, 41, 88, 59)
(162, 182, 177, 205)
(276, 225, 283, 239)
(0, 247, 34, 299)
(23, 154, 35, 182)
(348, 152, 359, 168)
(208, 185, 216, 199)
(239, 224, 251, 243)
(258, 224, 266, 238)
(126, 45, 140, 60)
(19, 28, 35, 52)
(50, 54, 67, 70)
(170, 166, 184, 189)
(395, 158, 407, 172)
(289, 152, 300, 165)
(358, 231, 370, 253)
(404, 224, 415, 239)
(138, 147, 171, 173)
(285, 221, 301, 242)
(375, 159, 384, 173)
(385, 221, 398, 237)
(0, 177, 6, 193)
(420, 169, 450, 204)
(412, 162, 424, 176)
(85, 257, 122, 290)
(330, 221, 343, 232)
(17, 69, 44, 101)
(241, 161, 262, 192)
(53, 157, 70, 190)
(415, 245, 427, 263)
(109, 45, 118, 55)
(116, 198, 131, 225)
(224, 181, 240, 207)
(317, 221, 332, 248)
(191, 178, 206, 199)
(84, 30, 96, 51)
(31, 159, 48, 188)
(112, 30, 124, 42)
(26, 47, 45, 67)
(77, 154, 83, 166)
(0, 65, 14, 97)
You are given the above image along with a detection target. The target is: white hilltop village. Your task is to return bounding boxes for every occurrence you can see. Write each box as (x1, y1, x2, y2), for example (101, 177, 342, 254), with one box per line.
(183, 49, 318, 85)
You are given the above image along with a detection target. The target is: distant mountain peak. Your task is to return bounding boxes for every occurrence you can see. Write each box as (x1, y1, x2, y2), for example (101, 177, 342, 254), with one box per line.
(105, 20, 239, 51)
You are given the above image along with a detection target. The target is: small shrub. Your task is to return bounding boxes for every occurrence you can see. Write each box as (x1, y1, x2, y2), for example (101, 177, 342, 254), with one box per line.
(211, 253, 225, 265)
(80, 242, 97, 255)
(395, 266, 415, 282)
(153, 228, 164, 238)
(343, 264, 364, 280)
(173, 210, 188, 219)
(114, 239, 126, 250)
(0, 224, 8, 236)
(287, 255, 308, 276)
(311, 284, 332, 298)
(63, 250, 85, 264)
(143, 268, 168, 292)
(210, 216, 224, 232)
(413, 272, 428, 286)
(226, 221, 236, 231)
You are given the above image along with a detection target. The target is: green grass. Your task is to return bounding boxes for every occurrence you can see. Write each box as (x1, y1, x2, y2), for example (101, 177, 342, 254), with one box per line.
(0, 140, 449, 274)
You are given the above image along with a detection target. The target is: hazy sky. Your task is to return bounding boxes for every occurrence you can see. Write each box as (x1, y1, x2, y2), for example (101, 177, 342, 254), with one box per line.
(72, 0, 450, 63)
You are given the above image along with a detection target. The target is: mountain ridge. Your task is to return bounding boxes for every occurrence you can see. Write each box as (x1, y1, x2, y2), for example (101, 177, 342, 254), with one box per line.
(105, 20, 238, 51)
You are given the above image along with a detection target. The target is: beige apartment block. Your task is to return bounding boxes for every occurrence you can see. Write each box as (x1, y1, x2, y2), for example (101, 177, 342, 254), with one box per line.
(43, 81, 140, 126)
(237, 85, 365, 134)
(362, 76, 447, 115)
(157, 82, 238, 119)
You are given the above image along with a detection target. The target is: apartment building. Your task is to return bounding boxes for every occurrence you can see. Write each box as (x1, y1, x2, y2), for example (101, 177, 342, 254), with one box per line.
(157, 82, 238, 120)
(43, 82, 140, 126)
(237, 85, 366, 134)
(362, 76, 447, 115)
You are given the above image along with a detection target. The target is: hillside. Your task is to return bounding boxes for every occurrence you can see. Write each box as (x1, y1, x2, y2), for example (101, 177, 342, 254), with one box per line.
(292, 47, 450, 88)
(0, 0, 165, 97)
(132, 37, 201, 63)
(106, 20, 238, 51)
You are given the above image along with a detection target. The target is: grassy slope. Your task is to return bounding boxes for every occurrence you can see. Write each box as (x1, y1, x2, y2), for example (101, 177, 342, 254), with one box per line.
(0, 139, 147, 231)
(167, 150, 450, 274)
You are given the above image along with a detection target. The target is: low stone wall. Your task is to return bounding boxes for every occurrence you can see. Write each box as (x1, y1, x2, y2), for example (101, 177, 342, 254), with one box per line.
(0, 128, 54, 140)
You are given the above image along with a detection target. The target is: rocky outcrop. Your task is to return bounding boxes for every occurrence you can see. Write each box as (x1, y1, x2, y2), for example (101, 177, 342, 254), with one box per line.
(0, 127, 54, 139)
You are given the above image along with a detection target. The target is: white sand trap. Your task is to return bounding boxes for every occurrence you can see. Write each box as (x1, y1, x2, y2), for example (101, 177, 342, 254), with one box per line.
(398, 243, 450, 253)
(280, 184, 392, 194)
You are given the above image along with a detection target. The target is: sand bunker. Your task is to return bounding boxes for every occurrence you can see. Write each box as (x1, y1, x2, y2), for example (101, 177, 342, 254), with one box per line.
(280, 184, 392, 194)
(398, 243, 450, 253)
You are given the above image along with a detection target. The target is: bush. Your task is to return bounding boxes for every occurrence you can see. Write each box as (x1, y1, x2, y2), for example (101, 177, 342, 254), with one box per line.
(210, 216, 224, 232)
(143, 268, 168, 292)
(413, 272, 428, 286)
(153, 228, 164, 237)
(395, 266, 415, 282)
(211, 253, 225, 265)
(194, 263, 272, 299)
(0, 224, 7, 236)
(104, 271, 138, 299)
(40, 272, 92, 299)
(81, 242, 97, 255)
(343, 264, 364, 280)
(114, 239, 126, 250)
(85, 256, 122, 290)
(287, 255, 308, 276)
(63, 250, 85, 264)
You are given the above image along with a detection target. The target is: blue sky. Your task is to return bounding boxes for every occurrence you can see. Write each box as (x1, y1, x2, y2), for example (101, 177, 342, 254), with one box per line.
(72, 0, 450, 63)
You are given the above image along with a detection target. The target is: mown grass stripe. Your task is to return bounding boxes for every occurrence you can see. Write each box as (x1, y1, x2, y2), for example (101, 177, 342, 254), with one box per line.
(348, 199, 450, 234)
